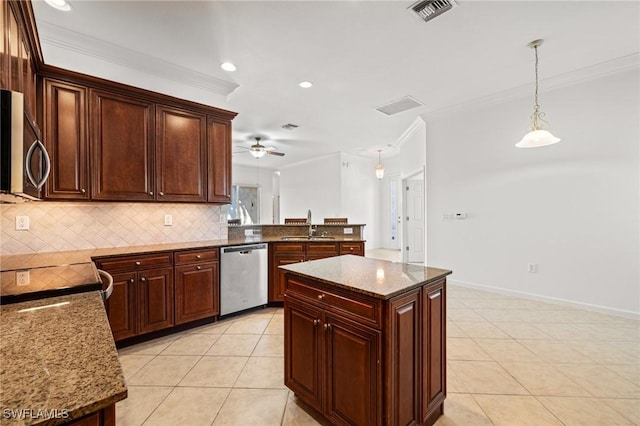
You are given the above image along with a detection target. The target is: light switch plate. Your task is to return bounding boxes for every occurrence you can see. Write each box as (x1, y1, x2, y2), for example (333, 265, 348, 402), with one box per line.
(164, 214, 173, 226)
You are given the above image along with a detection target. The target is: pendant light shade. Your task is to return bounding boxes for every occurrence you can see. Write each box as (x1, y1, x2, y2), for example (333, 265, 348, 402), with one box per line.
(375, 150, 385, 179)
(516, 39, 560, 148)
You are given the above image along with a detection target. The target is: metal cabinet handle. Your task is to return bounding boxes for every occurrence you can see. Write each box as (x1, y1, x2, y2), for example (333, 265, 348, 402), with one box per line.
(129, 279, 134, 284)
(196, 266, 202, 270)
(81, 188, 86, 194)
(140, 277, 146, 282)
(25, 139, 51, 190)
(135, 261, 141, 266)
(149, 191, 154, 196)
(324, 323, 331, 331)
(317, 294, 325, 300)
(97, 269, 114, 301)
(313, 319, 320, 326)
(159, 192, 164, 196)
(196, 255, 201, 259)
(349, 247, 354, 251)
(429, 291, 441, 300)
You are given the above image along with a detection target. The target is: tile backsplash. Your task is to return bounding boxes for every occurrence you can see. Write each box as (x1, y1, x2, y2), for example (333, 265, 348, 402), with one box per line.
(0, 202, 227, 255)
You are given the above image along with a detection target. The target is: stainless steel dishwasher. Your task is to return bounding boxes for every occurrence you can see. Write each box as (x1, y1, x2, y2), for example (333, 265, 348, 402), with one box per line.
(220, 243, 268, 316)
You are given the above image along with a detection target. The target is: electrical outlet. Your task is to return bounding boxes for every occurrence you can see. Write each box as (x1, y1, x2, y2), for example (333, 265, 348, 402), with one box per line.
(244, 229, 254, 236)
(527, 263, 537, 273)
(343, 227, 353, 235)
(15, 216, 29, 231)
(16, 270, 30, 286)
(454, 212, 467, 219)
(164, 214, 173, 226)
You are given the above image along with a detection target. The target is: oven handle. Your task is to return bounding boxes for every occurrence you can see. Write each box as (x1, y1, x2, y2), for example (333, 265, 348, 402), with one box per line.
(98, 269, 114, 301)
(25, 139, 51, 190)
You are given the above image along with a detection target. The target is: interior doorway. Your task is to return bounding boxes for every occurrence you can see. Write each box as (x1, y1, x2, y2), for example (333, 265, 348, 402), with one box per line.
(402, 168, 425, 264)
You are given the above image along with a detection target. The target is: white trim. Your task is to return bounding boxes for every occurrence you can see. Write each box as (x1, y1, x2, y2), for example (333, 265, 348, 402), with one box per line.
(449, 279, 640, 321)
(393, 117, 426, 150)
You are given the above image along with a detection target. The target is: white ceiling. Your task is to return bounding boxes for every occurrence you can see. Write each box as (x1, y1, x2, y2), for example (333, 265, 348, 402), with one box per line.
(32, 0, 640, 169)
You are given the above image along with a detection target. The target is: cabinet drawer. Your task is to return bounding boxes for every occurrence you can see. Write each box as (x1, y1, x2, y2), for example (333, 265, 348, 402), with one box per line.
(175, 248, 218, 265)
(273, 242, 306, 254)
(95, 253, 172, 272)
(340, 243, 364, 256)
(286, 277, 382, 328)
(306, 242, 339, 256)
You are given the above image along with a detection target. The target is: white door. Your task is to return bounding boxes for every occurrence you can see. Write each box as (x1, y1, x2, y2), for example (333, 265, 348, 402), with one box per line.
(404, 177, 424, 263)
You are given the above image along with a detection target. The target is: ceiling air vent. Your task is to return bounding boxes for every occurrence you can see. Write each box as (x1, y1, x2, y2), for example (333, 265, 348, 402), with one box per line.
(375, 96, 423, 116)
(408, 0, 456, 23)
(281, 123, 299, 130)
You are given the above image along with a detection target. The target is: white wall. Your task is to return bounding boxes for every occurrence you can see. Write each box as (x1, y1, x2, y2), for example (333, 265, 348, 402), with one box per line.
(424, 69, 640, 316)
(232, 163, 276, 224)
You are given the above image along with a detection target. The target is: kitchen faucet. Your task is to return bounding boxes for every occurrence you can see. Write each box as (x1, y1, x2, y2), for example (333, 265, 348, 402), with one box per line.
(307, 209, 316, 237)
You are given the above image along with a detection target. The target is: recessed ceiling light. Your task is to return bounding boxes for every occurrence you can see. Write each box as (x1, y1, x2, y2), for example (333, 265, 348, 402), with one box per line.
(44, 0, 71, 11)
(221, 62, 237, 72)
(299, 81, 313, 88)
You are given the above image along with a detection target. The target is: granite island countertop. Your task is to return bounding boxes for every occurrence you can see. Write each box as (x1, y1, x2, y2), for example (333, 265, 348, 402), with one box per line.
(0, 291, 127, 425)
(279, 254, 452, 299)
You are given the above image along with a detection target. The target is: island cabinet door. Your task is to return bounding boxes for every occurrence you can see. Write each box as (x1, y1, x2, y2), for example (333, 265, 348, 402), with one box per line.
(137, 267, 174, 334)
(105, 271, 137, 341)
(284, 296, 323, 412)
(324, 314, 381, 426)
(422, 280, 446, 423)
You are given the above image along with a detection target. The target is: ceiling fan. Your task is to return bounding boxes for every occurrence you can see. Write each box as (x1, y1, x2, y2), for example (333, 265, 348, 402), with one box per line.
(235, 137, 285, 158)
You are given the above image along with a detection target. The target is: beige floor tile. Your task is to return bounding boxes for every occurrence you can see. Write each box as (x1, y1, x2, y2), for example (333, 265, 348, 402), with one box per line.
(187, 319, 234, 334)
(213, 388, 289, 425)
(234, 356, 286, 389)
(606, 364, 640, 385)
(118, 354, 155, 380)
(568, 341, 640, 365)
(538, 396, 634, 426)
(127, 355, 200, 386)
(518, 340, 596, 363)
(472, 309, 530, 323)
(500, 362, 591, 397)
(587, 324, 640, 341)
(474, 339, 542, 362)
(264, 316, 285, 335)
(447, 322, 467, 338)
(447, 338, 492, 361)
(454, 321, 509, 339)
(494, 322, 551, 340)
(448, 360, 528, 395)
(433, 393, 492, 426)
(459, 297, 521, 310)
(224, 317, 271, 334)
(253, 334, 285, 357)
(179, 356, 248, 387)
(554, 363, 640, 398)
(447, 309, 486, 322)
(474, 395, 562, 425)
(143, 387, 230, 426)
(116, 385, 172, 426)
(159, 332, 221, 355)
(602, 398, 640, 424)
(446, 362, 468, 393)
(282, 392, 332, 426)
(206, 334, 261, 356)
(533, 323, 595, 340)
(117, 334, 180, 356)
(446, 299, 468, 309)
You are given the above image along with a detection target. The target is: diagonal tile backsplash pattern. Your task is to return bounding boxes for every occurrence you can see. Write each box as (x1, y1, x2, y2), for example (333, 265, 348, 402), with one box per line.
(0, 202, 227, 255)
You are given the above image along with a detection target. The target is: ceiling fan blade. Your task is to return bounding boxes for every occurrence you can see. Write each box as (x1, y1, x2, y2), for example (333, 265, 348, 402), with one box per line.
(266, 151, 285, 156)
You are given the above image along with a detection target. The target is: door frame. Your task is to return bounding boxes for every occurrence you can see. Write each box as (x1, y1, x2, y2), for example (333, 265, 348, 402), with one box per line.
(401, 166, 426, 264)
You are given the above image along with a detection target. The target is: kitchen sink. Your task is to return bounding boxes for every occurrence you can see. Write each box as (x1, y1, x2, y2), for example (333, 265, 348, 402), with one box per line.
(280, 236, 336, 241)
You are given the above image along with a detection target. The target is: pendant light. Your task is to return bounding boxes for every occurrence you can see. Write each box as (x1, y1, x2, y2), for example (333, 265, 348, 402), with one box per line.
(516, 39, 561, 148)
(375, 150, 385, 179)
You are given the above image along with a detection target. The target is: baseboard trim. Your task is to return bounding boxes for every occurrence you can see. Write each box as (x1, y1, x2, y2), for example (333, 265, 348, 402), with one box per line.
(448, 279, 640, 321)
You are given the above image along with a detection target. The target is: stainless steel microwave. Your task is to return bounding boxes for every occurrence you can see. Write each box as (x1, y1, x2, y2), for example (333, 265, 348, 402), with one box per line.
(0, 90, 50, 201)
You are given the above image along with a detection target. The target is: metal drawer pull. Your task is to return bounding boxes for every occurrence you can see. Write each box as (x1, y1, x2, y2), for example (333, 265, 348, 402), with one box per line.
(81, 188, 86, 194)
(159, 192, 164, 196)
(324, 323, 331, 331)
(140, 277, 146, 282)
(129, 279, 134, 284)
(313, 319, 320, 326)
(317, 294, 325, 300)
(429, 291, 441, 299)
(196, 255, 201, 259)
(135, 261, 141, 266)
(196, 266, 202, 270)
(149, 191, 154, 196)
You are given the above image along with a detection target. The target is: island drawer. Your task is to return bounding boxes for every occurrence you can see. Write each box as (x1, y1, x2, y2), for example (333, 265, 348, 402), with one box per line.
(175, 248, 218, 265)
(286, 276, 381, 328)
(95, 253, 173, 272)
(273, 242, 306, 253)
(339, 242, 364, 256)
(306, 242, 339, 256)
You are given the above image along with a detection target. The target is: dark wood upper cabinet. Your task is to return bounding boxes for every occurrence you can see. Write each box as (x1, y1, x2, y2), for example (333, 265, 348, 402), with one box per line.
(90, 89, 155, 201)
(156, 105, 207, 202)
(207, 117, 232, 204)
(43, 79, 89, 199)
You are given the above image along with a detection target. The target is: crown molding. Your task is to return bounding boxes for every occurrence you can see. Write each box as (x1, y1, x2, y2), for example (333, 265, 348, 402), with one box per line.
(423, 52, 640, 121)
(37, 21, 239, 97)
(393, 117, 426, 149)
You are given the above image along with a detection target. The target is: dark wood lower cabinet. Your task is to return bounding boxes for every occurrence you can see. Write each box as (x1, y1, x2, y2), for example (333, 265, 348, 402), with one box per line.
(67, 404, 115, 426)
(285, 274, 447, 426)
(175, 261, 219, 324)
(138, 267, 174, 334)
(105, 272, 137, 341)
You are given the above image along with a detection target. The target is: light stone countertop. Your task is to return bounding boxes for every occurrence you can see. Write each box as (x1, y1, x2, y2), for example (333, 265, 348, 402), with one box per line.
(0, 292, 127, 425)
(280, 254, 452, 299)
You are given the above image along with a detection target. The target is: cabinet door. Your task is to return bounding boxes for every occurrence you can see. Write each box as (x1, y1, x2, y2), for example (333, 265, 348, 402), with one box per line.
(271, 254, 305, 302)
(138, 267, 174, 334)
(90, 90, 155, 201)
(105, 272, 137, 341)
(306, 242, 339, 260)
(156, 105, 207, 202)
(340, 242, 364, 256)
(284, 296, 323, 412)
(43, 79, 89, 200)
(207, 117, 232, 203)
(422, 280, 446, 421)
(175, 261, 218, 324)
(325, 314, 381, 426)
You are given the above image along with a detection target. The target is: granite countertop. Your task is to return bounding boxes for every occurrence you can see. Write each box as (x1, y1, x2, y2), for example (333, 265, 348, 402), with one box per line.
(280, 255, 452, 299)
(0, 292, 127, 425)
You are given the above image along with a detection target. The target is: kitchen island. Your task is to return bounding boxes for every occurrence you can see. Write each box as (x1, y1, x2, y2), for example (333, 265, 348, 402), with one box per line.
(281, 255, 451, 426)
(0, 292, 127, 425)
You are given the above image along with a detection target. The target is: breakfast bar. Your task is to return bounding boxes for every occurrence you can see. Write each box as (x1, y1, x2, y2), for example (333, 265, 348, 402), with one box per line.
(281, 255, 452, 426)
